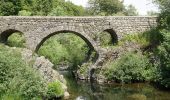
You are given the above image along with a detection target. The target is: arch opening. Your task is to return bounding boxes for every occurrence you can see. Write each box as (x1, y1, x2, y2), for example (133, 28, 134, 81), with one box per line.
(0, 29, 26, 47)
(36, 30, 99, 71)
(98, 29, 118, 47)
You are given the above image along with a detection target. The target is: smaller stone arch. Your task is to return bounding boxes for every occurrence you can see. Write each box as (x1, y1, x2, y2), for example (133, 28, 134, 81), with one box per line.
(0, 29, 25, 43)
(97, 28, 118, 46)
(103, 29, 118, 44)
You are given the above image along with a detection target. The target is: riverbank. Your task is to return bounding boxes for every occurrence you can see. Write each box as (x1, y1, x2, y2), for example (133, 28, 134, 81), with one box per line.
(61, 71, 170, 100)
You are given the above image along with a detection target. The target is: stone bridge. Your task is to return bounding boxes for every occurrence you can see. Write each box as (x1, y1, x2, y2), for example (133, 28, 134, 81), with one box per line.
(0, 16, 157, 70)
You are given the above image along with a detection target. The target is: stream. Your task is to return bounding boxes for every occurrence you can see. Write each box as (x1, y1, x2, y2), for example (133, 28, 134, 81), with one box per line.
(59, 71, 170, 100)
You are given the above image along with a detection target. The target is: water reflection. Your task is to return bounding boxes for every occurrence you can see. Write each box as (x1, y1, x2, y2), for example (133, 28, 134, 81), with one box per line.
(60, 71, 170, 100)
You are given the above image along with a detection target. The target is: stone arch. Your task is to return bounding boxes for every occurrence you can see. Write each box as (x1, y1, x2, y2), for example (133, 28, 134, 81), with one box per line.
(35, 30, 100, 64)
(0, 29, 25, 43)
(97, 28, 118, 46)
(35, 30, 97, 52)
(103, 29, 118, 44)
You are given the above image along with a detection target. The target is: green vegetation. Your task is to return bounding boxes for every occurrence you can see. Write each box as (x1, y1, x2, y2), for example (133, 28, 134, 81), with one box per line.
(1, 0, 170, 98)
(0, 0, 139, 16)
(103, 52, 159, 83)
(99, 31, 114, 47)
(7, 32, 26, 47)
(101, 0, 170, 89)
(124, 4, 138, 16)
(87, 0, 138, 16)
(148, 0, 170, 89)
(153, 30, 170, 88)
(119, 29, 161, 48)
(154, 0, 170, 29)
(38, 33, 91, 70)
(0, 0, 85, 16)
(87, 0, 124, 15)
(47, 80, 64, 99)
(0, 44, 46, 100)
(0, 43, 65, 99)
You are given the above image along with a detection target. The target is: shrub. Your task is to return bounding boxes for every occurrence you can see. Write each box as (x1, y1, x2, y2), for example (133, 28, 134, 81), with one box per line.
(98, 31, 113, 47)
(7, 32, 26, 47)
(155, 30, 170, 88)
(47, 80, 64, 99)
(18, 10, 32, 16)
(38, 33, 90, 70)
(0, 44, 46, 100)
(120, 33, 149, 47)
(119, 29, 161, 48)
(103, 52, 157, 83)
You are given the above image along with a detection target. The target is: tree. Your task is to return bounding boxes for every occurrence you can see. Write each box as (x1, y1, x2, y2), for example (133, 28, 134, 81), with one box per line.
(124, 4, 138, 16)
(154, 0, 170, 29)
(87, 0, 124, 16)
(0, 0, 85, 16)
(48, 6, 67, 16)
(147, 10, 158, 16)
(48, 1, 85, 16)
(0, 0, 22, 15)
(31, 0, 53, 15)
(152, 0, 170, 88)
(18, 10, 32, 16)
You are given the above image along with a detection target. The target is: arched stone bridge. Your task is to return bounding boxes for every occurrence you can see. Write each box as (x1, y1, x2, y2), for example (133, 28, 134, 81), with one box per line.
(0, 16, 157, 70)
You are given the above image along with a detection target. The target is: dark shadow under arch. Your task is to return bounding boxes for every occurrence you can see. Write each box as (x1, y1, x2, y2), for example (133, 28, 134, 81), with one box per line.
(103, 29, 118, 44)
(0, 29, 24, 43)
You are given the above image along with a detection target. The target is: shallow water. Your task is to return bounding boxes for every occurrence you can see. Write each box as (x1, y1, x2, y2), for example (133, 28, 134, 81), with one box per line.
(60, 71, 170, 100)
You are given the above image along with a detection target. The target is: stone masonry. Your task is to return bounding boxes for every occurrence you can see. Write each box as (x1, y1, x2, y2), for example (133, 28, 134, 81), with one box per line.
(0, 16, 157, 70)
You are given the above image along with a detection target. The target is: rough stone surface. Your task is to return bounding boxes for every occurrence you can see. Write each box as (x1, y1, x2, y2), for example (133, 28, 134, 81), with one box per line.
(0, 16, 157, 78)
(21, 48, 69, 98)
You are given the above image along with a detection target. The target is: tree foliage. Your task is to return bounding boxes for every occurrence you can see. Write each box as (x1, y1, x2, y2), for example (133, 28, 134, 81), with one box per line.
(124, 4, 138, 16)
(0, 0, 85, 16)
(87, 0, 124, 15)
(154, 0, 170, 29)
(155, 30, 170, 88)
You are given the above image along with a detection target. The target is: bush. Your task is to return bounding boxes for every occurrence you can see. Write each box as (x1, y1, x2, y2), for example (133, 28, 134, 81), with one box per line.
(103, 52, 158, 83)
(155, 30, 170, 88)
(38, 33, 91, 70)
(47, 80, 64, 99)
(7, 32, 26, 47)
(120, 33, 149, 47)
(18, 10, 32, 16)
(98, 31, 113, 47)
(0, 44, 46, 100)
(155, 0, 170, 29)
(119, 29, 161, 48)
